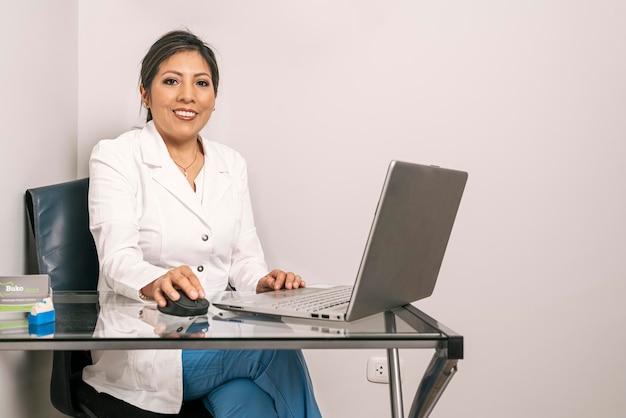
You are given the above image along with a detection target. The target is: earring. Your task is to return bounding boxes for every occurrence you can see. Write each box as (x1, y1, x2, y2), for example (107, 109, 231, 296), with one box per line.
(212, 107, 216, 111)
(143, 102, 149, 108)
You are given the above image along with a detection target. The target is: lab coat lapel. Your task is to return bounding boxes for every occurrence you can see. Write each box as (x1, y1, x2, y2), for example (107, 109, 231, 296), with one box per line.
(199, 139, 233, 219)
(140, 123, 210, 226)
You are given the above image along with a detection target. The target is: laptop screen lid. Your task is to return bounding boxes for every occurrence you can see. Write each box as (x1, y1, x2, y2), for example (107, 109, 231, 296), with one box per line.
(345, 161, 467, 321)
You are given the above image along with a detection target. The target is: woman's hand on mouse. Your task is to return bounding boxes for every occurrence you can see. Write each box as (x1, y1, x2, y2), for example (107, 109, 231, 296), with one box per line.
(256, 269, 306, 293)
(141, 265, 205, 307)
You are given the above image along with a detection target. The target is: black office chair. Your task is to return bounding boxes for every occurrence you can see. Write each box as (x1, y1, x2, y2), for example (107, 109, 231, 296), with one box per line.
(25, 178, 212, 418)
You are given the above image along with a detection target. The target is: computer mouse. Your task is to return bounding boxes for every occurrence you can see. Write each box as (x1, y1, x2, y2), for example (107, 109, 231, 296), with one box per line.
(157, 292, 210, 317)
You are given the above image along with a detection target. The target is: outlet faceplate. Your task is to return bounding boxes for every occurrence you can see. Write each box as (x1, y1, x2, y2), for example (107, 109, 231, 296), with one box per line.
(367, 356, 404, 384)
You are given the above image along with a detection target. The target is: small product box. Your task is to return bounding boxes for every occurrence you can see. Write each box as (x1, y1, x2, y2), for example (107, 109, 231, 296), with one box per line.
(28, 297, 55, 324)
(28, 297, 56, 337)
(0, 275, 51, 315)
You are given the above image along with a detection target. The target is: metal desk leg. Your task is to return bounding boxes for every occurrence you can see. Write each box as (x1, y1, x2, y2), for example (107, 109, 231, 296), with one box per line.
(409, 348, 458, 418)
(385, 312, 404, 418)
(387, 346, 404, 418)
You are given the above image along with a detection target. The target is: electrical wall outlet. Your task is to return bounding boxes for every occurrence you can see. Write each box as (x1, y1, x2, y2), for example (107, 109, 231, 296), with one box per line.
(367, 356, 404, 384)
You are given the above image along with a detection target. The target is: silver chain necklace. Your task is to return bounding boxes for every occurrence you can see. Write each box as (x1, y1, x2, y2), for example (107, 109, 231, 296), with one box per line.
(172, 143, 199, 177)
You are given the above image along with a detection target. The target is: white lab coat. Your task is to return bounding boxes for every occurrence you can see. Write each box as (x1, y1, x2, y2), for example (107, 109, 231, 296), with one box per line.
(83, 121, 269, 413)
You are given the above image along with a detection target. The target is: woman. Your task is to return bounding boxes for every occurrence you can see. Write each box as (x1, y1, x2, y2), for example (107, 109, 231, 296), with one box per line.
(83, 29, 322, 417)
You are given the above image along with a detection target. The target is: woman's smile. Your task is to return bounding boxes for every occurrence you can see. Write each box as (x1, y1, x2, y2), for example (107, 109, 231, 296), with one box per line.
(173, 108, 198, 120)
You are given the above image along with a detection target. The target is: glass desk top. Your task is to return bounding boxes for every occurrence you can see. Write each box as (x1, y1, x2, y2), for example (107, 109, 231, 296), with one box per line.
(0, 291, 463, 358)
(0, 291, 463, 418)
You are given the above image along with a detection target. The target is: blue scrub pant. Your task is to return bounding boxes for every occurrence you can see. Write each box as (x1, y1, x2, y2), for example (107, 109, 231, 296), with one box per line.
(182, 349, 322, 418)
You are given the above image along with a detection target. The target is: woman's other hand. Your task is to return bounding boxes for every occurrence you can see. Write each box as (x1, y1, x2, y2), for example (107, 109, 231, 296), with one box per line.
(141, 265, 205, 308)
(256, 269, 306, 293)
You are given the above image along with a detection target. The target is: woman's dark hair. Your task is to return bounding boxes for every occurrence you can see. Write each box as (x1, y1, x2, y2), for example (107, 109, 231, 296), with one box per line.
(140, 30, 219, 122)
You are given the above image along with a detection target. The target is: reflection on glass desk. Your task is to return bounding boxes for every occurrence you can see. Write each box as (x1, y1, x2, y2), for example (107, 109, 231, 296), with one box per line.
(0, 291, 463, 418)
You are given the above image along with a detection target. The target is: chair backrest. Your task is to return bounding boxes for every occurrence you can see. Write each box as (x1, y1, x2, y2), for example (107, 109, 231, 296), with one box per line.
(25, 178, 101, 416)
(25, 178, 99, 291)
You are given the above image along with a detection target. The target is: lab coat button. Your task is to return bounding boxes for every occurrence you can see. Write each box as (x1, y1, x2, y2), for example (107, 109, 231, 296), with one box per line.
(197, 265, 204, 272)
(201, 234, 209, 241)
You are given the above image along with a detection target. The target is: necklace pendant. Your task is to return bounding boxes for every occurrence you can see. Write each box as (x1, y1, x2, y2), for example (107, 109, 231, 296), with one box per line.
(170, 141, 199, 179)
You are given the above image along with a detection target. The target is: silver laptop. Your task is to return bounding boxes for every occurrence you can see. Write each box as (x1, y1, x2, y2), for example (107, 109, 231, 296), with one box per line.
(213, 161, 468, 322)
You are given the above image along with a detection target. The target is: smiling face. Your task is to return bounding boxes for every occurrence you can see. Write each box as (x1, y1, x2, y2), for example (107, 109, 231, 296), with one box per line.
(140, 50, 216, 146)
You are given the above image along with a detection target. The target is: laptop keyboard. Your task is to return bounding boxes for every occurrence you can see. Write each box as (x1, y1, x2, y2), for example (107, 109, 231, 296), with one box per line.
(271, 287, 352, 312)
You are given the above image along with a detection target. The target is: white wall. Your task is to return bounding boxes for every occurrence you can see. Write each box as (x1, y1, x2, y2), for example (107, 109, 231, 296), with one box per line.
(1, 1, 78, 417)
(2, 1, 624, 417)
